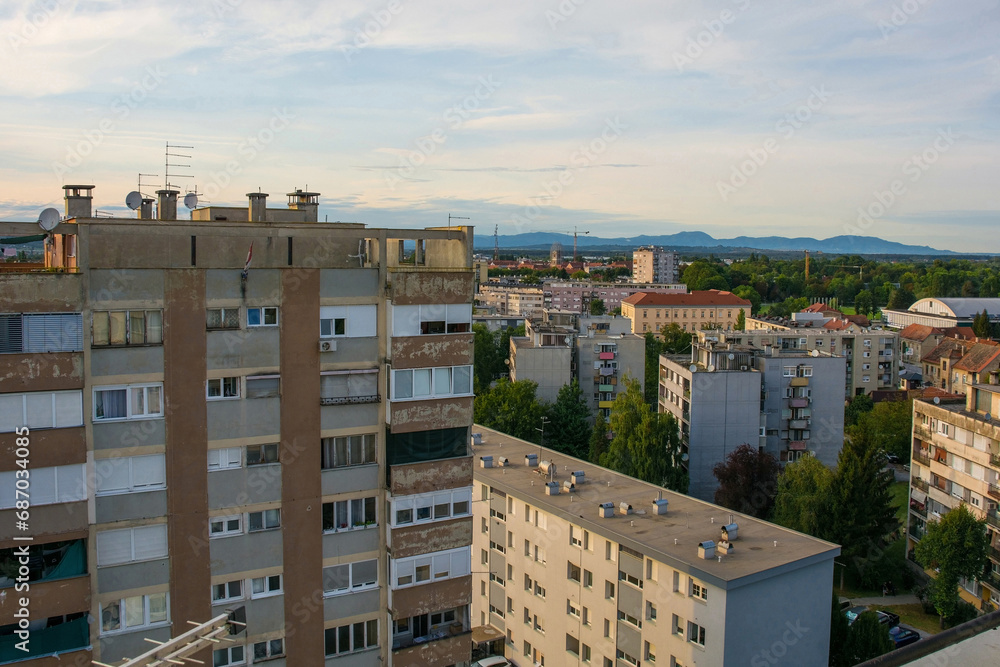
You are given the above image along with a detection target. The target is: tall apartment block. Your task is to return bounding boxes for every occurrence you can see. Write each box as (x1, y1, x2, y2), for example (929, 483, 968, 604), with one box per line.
(632, 246, 679, 284)
(470, 426, 839, 667)
(908, 371, 1000, 613)
(658, 331, 846, 501)
(0, 185, 476, 666)
(508, 311, 644, 416)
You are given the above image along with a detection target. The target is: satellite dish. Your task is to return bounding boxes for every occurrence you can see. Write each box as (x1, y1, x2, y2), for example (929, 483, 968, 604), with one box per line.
(986, 413, 992, 421)
(125, 191, 142, 210)
(707, 365, 716, 372)
(681, 453, 689, 462)
(689, 364, 698, 373)
(37, 208, 60, 231)
(728, 353, 735, 360)
(933, 397, 941, 404)
(811, 349, 820, 357)
(183, 193, 199, 209)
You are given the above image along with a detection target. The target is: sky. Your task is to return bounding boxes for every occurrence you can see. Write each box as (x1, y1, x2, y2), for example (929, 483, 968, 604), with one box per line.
(0, 0, 997, 253)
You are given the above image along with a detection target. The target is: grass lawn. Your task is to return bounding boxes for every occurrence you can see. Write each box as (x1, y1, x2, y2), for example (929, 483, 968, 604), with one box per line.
(836, 482, 913, 598)
(839, 305, 857, 315)
(874, 603, 941, 635)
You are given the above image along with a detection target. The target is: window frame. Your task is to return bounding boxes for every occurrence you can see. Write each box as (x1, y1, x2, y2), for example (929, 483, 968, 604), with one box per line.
(99, 592, 169, 636)
(206, 307, 241, 330)
(209, 514, 243, 538)
(94, 453, 166, 496)
(248, 509, 281, 532)
(0, 389, 84, 432)
(246, 443, 279, 466)
(96, 524, 168, 566)
(246, 306, 279, 327)
(93, 383, 163, 421)
(322, 559, 379, 597)
(208, 447, 242, 471)
(250, 574, 283, 599)
(391, 365, 473, 401)
(212, 579, 244, 603)
(322, 496, 377, 533)
(321, 433, 377, 469)
(391, 488, 472, 527)
(91, 310, 161, 347)
(207, 376, 241, 400)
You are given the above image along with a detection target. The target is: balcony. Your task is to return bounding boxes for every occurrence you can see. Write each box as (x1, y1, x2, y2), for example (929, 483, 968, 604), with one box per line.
(989, 484, 1000, 501)
(392, 629, 473, 667)
(912, 450, 930, 466)
(991, 452, 1000, 468)
(908, 524, 925, 541)
(913, 477, 929, 493)
(789, 419, 810, 430)
(320, 393, 380, 406)
(789, 398, 810, 408)
(0, 615, 89, 662)
(909, 501, 927, 519)
(986, 510, 1000, 531)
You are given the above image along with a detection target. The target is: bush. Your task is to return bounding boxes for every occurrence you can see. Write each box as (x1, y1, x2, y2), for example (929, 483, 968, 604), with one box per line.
(945, 601, 978, 628)
(901, 567, 916, 591)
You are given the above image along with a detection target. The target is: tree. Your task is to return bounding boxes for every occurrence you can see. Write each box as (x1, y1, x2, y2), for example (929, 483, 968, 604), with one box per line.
(828, 592, 850, 667)
(843, 611, 893, 665)
(886, 287, 916, 310)
(844, 394, 874, 427)
(589, 410, 609, 464)
(571, 270, 588, 280)
(545, 380, 592, 459)
(973, 309, 992, 339)
(854, 289, 874, 317)
(473, 323, 500, 392)
(473, 378, 546, 443)
(711, 444, 779, 519)
(915, 504, 990, 623)
(773, 455, 835, 537)
(732, 285, 762, 314)
(660, 323, 693, 354)
(850, 399, 913, 462)
(603, 377, 687, 492)
(644, 332, 665, 405)
(589, 298, 607, 316)
(735, 308, 746, 331)
(827, 428, 900, 584)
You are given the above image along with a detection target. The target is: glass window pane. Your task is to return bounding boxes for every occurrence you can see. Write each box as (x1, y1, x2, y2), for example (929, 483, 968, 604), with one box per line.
(265, 509, 279, 528)
(395, 370, 412, 399)
(146, 311, 162, 343)
(247, 308, 261, 326)
(320, 319, 331, 337)
(130, 312, 146, 344)
(349, 436, 363, 464)
(434, 367, 451, 395)
(453, 366, 471, 394)
(93, 312, 110, 345)
(148, 593, 167, 623)
(223, 309, 240, 328)
(124, 595, 145, 627)
(264, 308, 278, 325)
(413, 369, 431, 396)
(363, 434, 376, 463)
(25, 393, 53, 429)
(352, 559, 377, 587)
(146, 386, 161, 415)
(131, 387, 145, 416)
(109, 311, 127, 345)
(102, 601, 121, 632)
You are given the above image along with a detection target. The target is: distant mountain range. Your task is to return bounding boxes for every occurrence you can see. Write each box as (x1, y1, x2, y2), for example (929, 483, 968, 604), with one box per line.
(476, 232, 955, 256)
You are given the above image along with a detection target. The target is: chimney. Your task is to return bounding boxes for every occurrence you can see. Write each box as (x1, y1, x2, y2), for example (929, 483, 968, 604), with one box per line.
(156, 189, 179, 220)
(139, 198, 155, 220)
(248, 192, 268, 222)
(286, 189, 320, 222)
(63, 185, 94, 218)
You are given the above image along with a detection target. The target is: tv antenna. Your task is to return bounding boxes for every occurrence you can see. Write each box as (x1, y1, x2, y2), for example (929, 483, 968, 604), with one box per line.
(164, 142, 194, 190)
(448, 213, 469, 230)
(137, 173, 159, 198)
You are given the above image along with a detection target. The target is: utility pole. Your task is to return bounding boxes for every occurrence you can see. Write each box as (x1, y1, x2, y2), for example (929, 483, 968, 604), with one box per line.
(536, 416, 550, 460)
(494, 224, 499, 261)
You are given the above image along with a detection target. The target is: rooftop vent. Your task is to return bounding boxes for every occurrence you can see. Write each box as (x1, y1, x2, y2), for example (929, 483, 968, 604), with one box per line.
(722, 523, 739, 541)
(618, 502, 633, 516)
(652, 498, 669, 515)
(718, 540, 735, 555)
(562, 480, 575, 493)
(598, 502, 615, 518)
(472, 433, 483, 446)
(479, 456, 493, 469)
(545, 481, 560, 496)
(524, 453, 538, 467)
(698, 540, 716, 560)
(571, 471, 586, 485)
(538, 460, 555, 476)
(498, 457, 509, 467)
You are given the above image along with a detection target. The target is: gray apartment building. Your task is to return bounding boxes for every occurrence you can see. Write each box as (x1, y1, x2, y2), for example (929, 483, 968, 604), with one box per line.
(632, 246, 680, 284)
(509, 311, 644, 415)
(659, 332, 846, 501)
(0, 185, 475, 667)
(470, 426, 840, 667)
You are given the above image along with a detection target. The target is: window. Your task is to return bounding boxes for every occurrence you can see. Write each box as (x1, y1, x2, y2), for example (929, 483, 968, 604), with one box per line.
(0, 390, 83, 431)
(210, 515, 242, 538)
(207, 377, 240, 399)
(212, 645, 245, 666)
(687, 621, 706, 646)
(619, 570, 643, 589)
(92, 310, 161, 346)
(251, 574, 283, 598)
(94, 384, 162, 420)
(95, 454, 166, 495)
(0, 463, 86, 508)
(392, 365, 473, 400)
(247, 306, 278, 327)
(208, 447, 241, 470)
(566, 634, 580, 656)
(100, 592, 168, 635)
(320, 370, 379, 405)
(320, 305, 376, 338)
(248, 509, 280, 532)
(582, 644, 591, 662)
(783, 366, 795, 377)
(1, 312, 83, 352)
(570, 525, 582, 547)
(246, 443, 279, 466)
(246, 375, 280, 399)
(690, 580, 708, 601)
(646, 601, 657, 621)
(96, 524, 168, 566)
(605, 581, 615, 599)
(583, 569, 593, 587)
(321, 433, 376, 469)
(645, 641, 656, 663)
(207, 308, 240, 329)
(567, 600, 581, 618)
(324, 619, 378, 656)
(568, 562, 581, 582)
(212, 580, 243, 603)
(534, 582, 546, 598)
(392, 547, 471, 589)
(618, 609, 642, 629)
(252, 638, 284, 661)
(617, 649, 639, 666)
(391, 303, 473, 336)
(323, 497, 376, 532)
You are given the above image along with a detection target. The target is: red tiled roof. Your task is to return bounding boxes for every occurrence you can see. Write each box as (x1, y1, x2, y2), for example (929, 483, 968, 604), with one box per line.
(921, 337, 973, 364)
(844, 314, 871, 327)
(954, 342, 1000, 372)
(914, 386, 965, 401)
(899, 323, 944, 342)
(823, 319, 854, 331)
(943, 327, 977, 340)
(621, 290, 751, 307)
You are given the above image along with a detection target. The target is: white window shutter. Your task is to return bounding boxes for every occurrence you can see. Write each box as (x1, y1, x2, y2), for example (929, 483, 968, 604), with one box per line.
(391, 305, 419, 337)
(57, 464, 86, 502)
(134, 524, 168, 561)
(32, 466, 57, 505)
(54, 391, 84, 428)
(446, 303, 472, 324)
(96, 458, 130, 494)
(0, 394, 23, 431)
(132, 454, 165, 488)
(97, 528, 134, 566)
(25, 393, 53, 429)
(0, 471, 15, 508)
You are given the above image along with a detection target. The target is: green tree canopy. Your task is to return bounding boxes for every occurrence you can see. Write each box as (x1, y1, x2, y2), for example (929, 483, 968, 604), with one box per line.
(602, 377, 687, 492)
(735, 308, 746, 331)
(854, 289, 875, 317)
(589, 298, 607, 316)
(712, 444, 780, 519)
(773, 455, 835, 537)
(844, 394, 874, 427)
(732, 285, 762, 314)
(588, 410, 610, 464)
(973, 309, 992, 339)
(915, 504, 990, 622)
(661, 323, 693, 353)
(843, 611, 893, 665)
(886, 287, 916, 310)
(850, 399, 913, 462)
(545, 380, 592, 459)
(682, 260, 730, 292)
(828, 592, 850, 667)
(571, 270, 588, 280)
(473, 378, 546, 443)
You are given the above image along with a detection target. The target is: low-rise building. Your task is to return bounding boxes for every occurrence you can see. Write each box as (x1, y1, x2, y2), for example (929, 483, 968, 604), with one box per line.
(544, 281, 686, 314)
(884, 297, 1000, 329)
(659, 331, 846, 501)
(471, 426, 840, 667)
(478, 283, 545, 317)
(620, 290, 750, 335)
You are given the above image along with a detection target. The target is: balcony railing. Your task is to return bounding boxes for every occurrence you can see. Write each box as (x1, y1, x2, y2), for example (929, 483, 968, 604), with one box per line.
(989, 484, 1000, 501)
(393, 626, 471, 651)
(990, 452, 1000, 468)
(912, 450, 930, 466)
(909, 502, 927, 519)
(908, 524, 924, 541)
(986, 510, 1000, 531)
(913, 477, 929, 493)
(321, 394, 380, 406)
(0, 615, 89, 661)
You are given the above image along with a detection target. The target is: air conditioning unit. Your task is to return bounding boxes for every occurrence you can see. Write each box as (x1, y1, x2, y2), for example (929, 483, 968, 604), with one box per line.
(740, 365, 748, 371)
(319, 340, 336, 352)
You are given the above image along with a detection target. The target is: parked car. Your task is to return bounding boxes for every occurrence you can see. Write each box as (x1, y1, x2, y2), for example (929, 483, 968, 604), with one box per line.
(844, 607, 900, 628)
(473, 657, 514, 667)
(890, 626, 920, 649)
(886, 453, 902, 464)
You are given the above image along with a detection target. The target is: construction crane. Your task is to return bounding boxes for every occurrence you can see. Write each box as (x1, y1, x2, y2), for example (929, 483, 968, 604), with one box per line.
(573, 226, 590, 260)
(803, 249, 822, 281)
(493, 224, 499, 262)
(831, 264, 865, 283)
(534, 227, 590, 260)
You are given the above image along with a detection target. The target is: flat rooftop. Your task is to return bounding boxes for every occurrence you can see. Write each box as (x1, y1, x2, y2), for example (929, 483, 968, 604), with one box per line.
(472, 426, 839, 589)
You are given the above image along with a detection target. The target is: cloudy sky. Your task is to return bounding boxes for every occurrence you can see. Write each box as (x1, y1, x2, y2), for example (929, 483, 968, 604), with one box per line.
(0, 0, 997, 252)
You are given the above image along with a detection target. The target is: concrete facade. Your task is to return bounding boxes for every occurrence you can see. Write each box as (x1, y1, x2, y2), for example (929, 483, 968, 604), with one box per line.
(0, 186, 475, 666)
(621, 290, 750, 336)
(543, 281, 686, 314)
(632, 246, 679, 284)
(470, 427, 839, 667)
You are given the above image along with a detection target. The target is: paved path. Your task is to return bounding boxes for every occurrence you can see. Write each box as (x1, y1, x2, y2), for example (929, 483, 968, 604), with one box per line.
(850, 594, 921, 606)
